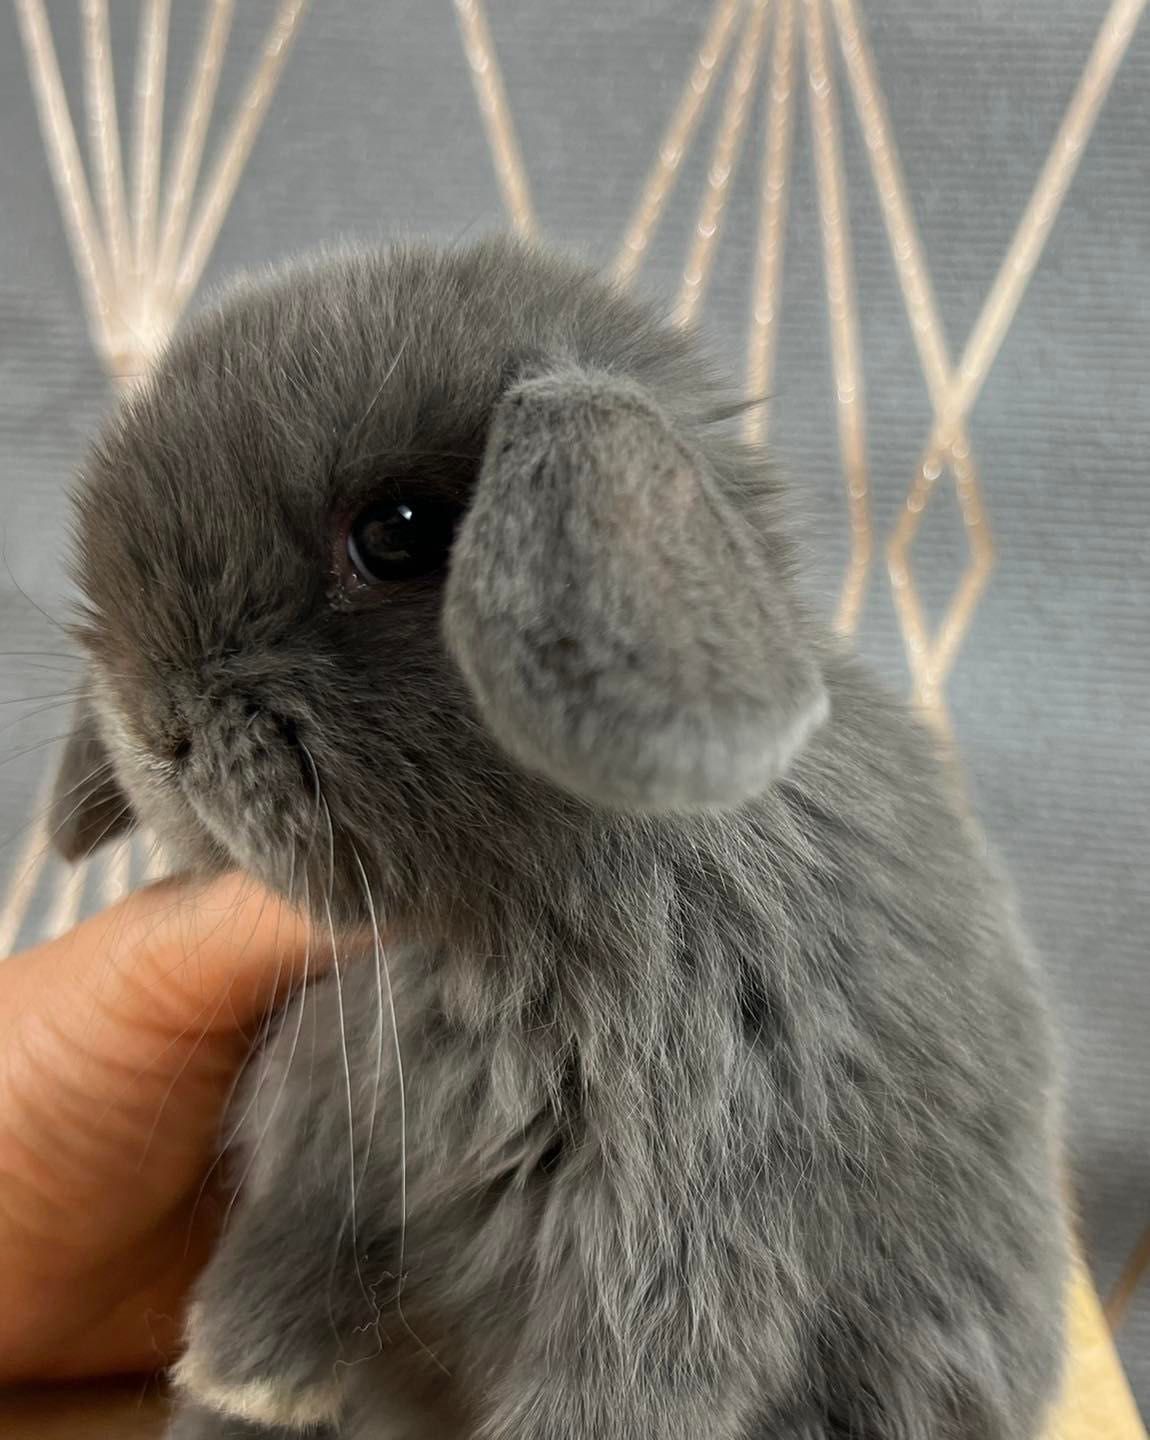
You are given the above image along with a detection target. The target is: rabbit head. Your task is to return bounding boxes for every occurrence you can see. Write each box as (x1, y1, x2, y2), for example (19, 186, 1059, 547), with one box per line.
(53, 237, 826, 924)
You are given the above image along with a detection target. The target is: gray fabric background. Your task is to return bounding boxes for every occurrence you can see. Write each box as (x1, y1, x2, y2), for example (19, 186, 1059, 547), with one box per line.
(1, 0, 1147, 1411)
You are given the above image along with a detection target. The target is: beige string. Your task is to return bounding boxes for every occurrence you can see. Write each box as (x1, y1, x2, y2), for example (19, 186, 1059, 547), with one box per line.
(675, 0, 772, 328)
(144, 836, 171, 884)
(802, 0, 870, 637)
(827, 0, 949, 406)
(831, 0, 1146, 718)
(0, 770, 56, 958)
(81, 0, 132, 295)
(13, 0, 119, 360)
(454, 0, 537, 236)
(7, 0, 308, 945)
(828, 0, 986, 719)
(41, 859, 88, 943)
(614, 0, 742, 287)
(102, 839, 133, 909)
(169, 0, 310, 316)
(154, 0, 236, 314)
(744, 0, 796, 446)
(946, 0, 1148, 424)
(131, 0, 171, 288)
(1107, 1221, 1150, 1331)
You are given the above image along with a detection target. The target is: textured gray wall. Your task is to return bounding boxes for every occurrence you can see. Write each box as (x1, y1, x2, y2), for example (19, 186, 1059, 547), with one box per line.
(1, 0, 1147, 1410)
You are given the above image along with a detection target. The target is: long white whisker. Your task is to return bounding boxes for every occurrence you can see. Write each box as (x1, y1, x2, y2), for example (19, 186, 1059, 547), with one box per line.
(212, 851, 297, 1164)
(209, 857, 312, 1245)
(135, 983, 237, 1171)
(0, 751, 120, 951)
(0, 732, 84, 786)
(350, 846, 402, 1276)
(324, 886, 374, 1316)
(351, 848, 447, 1375)
(301, 742, 374, 1323)
(350, 843, 386, 1203)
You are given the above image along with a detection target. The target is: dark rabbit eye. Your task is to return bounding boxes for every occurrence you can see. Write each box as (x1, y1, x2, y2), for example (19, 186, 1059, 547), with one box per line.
(345, 492, 463, 584)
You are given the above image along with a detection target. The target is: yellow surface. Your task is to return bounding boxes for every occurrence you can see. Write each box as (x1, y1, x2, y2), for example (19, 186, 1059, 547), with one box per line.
(1047, 1256, 1146, 1439)
(0, 1251, 1140, 1438)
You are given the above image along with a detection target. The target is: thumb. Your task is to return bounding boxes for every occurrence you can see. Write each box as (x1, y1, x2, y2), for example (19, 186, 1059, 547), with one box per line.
(2, 871, 332, 1049)
(0, 872, 334, 1262)
(125, 871, 334, 1039)
(0, 876, 332, 1383)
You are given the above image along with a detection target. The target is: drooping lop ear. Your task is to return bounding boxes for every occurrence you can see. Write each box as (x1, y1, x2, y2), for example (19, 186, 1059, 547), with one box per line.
(50, 690, 136, 861)
(443, 370, 828, 812)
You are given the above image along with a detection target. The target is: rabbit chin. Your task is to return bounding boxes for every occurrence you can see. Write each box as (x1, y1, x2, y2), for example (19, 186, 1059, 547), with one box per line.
(99, 735, 287, 897)
(179, 791, 395, 932)
(103, 727, 331, 908)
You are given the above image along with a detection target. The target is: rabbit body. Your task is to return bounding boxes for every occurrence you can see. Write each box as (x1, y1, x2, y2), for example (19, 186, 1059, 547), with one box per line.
(56, 239, 1066, 1438)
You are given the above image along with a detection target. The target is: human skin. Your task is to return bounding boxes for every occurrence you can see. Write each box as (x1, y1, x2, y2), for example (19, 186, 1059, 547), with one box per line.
(0, 873, 331, 1383)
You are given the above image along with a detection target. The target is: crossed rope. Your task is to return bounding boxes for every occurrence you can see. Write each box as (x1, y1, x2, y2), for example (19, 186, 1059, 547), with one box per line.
(1, 0, 1148, 1427)
(2, 0, 309, 950)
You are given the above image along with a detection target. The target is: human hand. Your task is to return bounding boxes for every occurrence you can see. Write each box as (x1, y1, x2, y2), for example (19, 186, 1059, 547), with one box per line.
(0, 873, 330, 1383)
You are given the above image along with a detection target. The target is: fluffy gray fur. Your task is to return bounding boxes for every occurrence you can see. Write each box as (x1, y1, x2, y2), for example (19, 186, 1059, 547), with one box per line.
(53, 237, 1067, 1439)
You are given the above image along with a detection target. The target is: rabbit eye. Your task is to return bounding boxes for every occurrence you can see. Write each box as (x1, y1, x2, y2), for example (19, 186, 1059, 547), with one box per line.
(345, 491, 463, 585)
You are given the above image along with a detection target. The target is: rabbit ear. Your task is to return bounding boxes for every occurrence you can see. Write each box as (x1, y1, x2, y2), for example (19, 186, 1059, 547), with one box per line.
(443, 370, 828, 812)
(51, 691, 136, 861)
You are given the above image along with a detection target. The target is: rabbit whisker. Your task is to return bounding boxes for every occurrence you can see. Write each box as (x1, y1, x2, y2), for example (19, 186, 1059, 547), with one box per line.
(351, 846, 386, 1214)
(351, 843, 448, 1376)
(299, 742, 377, 1326)
(0, 698, 78, 748)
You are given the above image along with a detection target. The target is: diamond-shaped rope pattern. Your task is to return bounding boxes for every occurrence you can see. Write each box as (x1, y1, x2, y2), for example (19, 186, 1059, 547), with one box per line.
(454, 2, 1150, 1426)
(4, 0, 309, 952)
(4, 2, 1148, 1429)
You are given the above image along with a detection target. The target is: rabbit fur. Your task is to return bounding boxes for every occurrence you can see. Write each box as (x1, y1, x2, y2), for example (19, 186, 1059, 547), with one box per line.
(54, 237, 1067, 1439)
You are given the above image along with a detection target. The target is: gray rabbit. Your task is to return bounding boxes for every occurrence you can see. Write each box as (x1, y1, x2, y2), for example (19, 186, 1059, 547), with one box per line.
(53, 237, 1067, 1438)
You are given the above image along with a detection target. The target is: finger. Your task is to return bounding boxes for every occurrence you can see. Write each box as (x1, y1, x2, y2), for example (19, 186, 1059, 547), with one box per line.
(1, 872, 332, 1044)
(127, 871, 333, 1035)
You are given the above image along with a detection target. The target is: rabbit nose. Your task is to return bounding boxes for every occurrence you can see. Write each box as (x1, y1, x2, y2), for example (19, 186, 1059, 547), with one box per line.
(162, 732, 193, 765)
(237, 697, 301, 748)
(149, 703, 194, 764)
(191, 688, 303, 752)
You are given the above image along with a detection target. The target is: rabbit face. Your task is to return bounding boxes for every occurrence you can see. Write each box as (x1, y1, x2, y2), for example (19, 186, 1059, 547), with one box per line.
(54, 237, 825, 923)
